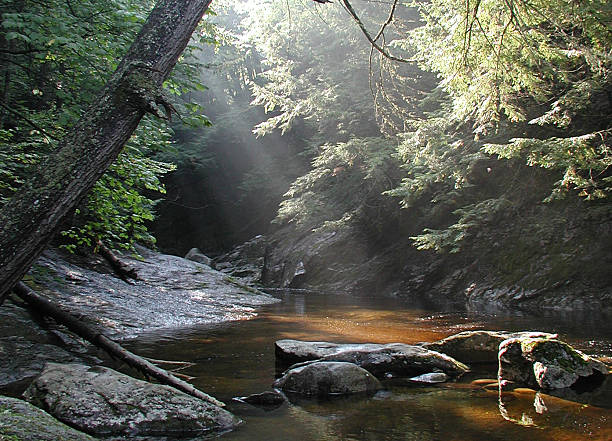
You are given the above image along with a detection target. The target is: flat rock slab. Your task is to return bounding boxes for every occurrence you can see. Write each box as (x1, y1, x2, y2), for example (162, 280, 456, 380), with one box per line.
(276, 340, 468, 379)
(0, 395, 96, 441)
(273, 361, 382, 396)
(498, 338, 609, 390)
(28, 247, 279, 339)
(0, 336, 85, 389)
(275, 340, 386, 366)
(23, 363, 239, 437)
(423, 330, 557, 364)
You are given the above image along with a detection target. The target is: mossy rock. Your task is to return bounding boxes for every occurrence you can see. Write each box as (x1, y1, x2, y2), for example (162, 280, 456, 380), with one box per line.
(23, 363, 239, 437)
(499, 338, 609, 390)
(0, 395, 96, 441)
(423, 330, 557, 364)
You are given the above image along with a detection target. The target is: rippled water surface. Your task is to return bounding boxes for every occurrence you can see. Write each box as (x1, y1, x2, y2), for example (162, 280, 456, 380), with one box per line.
(125, 292, 612, 441)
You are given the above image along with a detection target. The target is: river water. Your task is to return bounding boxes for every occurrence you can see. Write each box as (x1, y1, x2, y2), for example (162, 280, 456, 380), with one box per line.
(125, 291, 612, 441)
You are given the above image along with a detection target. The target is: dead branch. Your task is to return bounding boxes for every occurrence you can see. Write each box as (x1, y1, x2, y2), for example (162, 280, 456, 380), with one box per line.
(96, 240, 139, 282)
(13, 282, 224, 408)
(341, 0, 412, 63)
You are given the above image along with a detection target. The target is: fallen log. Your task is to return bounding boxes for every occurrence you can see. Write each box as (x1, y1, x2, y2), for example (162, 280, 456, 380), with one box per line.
(13, 282, 224, 407)
(96, 240, 139, 282)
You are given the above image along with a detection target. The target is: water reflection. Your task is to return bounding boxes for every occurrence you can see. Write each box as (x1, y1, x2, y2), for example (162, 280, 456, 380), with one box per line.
(124, 292, 612, 441)
(498, 387, 612, 439)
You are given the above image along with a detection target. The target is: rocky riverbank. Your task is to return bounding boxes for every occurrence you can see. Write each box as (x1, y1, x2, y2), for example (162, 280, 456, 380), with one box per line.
(218, 207, 612, 315)
(0, 245, 278, 439)
(2, 244, 610, 440)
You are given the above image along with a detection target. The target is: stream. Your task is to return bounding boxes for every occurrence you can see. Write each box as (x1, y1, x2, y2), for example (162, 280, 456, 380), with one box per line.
(125, 291, 612, 441)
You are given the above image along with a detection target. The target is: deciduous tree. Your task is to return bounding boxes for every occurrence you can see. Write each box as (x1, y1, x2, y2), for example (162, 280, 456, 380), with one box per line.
(0, 0, 213, 303)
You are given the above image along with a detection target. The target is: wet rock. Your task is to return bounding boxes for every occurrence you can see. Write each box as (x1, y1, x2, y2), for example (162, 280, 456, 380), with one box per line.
(273, 361, 382, 396)
(184, 247, 212, 266)
(28, 247, 278, 339)
(498, 338, 609, 390)
(235, 391, 286, 409)
(214, 235, 268, 284)
(276, 339, 468, 379)
(23, 363, 239, 437)
(0, 299, 101, 395)
(317, 343, 469, 379)
(408, 372, 449, 384)
(275, 340, 385, 366)
(0, 301, 50, 342)
(0, 395, 96, 441)
(423, 330, 557, 364)
(0, 336, 86, 390)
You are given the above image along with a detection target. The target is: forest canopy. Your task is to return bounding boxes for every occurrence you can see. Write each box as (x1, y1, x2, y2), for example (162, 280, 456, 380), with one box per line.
(1, 0, 610, 256)
(235, 0, 611, 253)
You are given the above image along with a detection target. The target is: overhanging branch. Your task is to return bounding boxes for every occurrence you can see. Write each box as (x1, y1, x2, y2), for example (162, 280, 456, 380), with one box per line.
(341, 0, 412, 63)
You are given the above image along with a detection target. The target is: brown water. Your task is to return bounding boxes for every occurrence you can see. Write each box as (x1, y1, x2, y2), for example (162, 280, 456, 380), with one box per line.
(125, 292, 612, 441)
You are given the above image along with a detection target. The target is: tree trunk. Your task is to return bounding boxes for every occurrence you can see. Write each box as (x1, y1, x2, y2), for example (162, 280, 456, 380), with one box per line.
(0, 0, 213, 304)
(13, 282, 224, 407)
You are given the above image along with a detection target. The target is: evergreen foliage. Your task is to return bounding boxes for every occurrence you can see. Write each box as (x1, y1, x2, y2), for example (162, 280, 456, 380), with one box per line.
(2, 0, 609, 260)
(244, 0, 610, 254)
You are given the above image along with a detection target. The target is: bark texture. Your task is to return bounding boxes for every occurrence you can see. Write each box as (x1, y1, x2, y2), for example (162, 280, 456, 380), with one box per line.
(0, 0, 213, 303)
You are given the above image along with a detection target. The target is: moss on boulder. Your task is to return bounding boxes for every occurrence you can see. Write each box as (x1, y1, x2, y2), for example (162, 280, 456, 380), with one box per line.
(0, 395, 95, 441)
(498, 338, 609, 390)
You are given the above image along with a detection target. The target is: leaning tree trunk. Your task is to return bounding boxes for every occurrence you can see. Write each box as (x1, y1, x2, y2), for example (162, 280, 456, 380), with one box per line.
(0, 0, 213, 304)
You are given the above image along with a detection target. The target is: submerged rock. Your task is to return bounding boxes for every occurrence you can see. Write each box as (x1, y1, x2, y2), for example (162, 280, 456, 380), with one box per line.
(275, 339, 468, 379)
(423, 330, 557, 364)
(273, 361, 382, 396)
(498, 338, 609, 390)
(408, 372, 449, 384)
(23, 363, 239, 437)
(235, 390, 286, 409)
(0, 395, 96, 441)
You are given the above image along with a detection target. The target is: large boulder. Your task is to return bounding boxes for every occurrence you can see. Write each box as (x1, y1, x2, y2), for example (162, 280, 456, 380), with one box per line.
(498, 338, 609, 390)
(423, 330, 557, 364)
(317, 344, 469, 379)
(0, 395, 96, 441)
(273, 361, 382, 396)
(275, 340, 385, 366)
(275, 339, 468, 379)
(23, 363, 239, 437)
